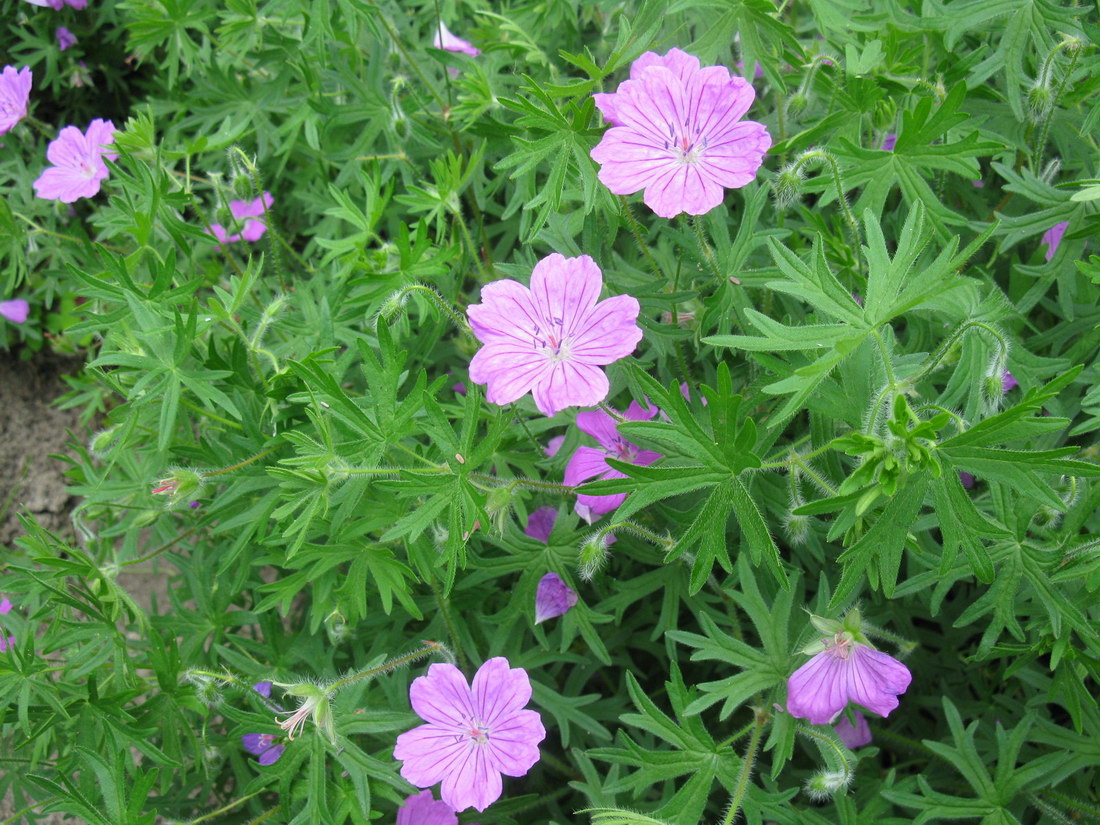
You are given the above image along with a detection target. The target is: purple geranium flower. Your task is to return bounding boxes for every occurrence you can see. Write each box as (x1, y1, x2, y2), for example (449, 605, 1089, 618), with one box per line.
(24, 0, 87, 8)
(0, 66, 32, 136)
(0, 597, 11, 614)
(394, 657, 545, 813)
(525, 506, 558, 542)
(590, 48, 771, 218)
(209, 192, 273, 244)
(56, 26, 77, 50)
(1042, 221, 1068, 261)
(467, 253, 642, 417)
(544, 435, 565, 457)
(834, 711, 872, 748)
(434, 22, 480, 57)
(1, 300, 30, 324)
(397, 790, 458, 825)
(241, 732, 284, 765)
(1001, 370, 1017, 393)
(564, 402, 662, 522)
(959, 471, 976, 489)
(880, 133, 897, 152)
(241, 681, 284, 764)
(33, 118, 117, 202)
(0, 635, 14, 652)
(534, 573, 578, 624)
(787, 633, 912, 725)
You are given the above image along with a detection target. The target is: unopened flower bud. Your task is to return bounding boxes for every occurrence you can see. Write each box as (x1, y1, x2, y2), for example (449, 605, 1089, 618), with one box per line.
(578, 534, 609, 581)
(325, 610, 351, 645)
(485, 486, 514, 535)
(784, 512, 812, 546)
(773, 165, 805, 210)
(378, 289, 409, 323)
(231, 173, 256, 199)
(785, 93, 808, 118)
(1025, 82, 1053, 124)
(89, 425, 120, 459)
(805, 769, 852, 801)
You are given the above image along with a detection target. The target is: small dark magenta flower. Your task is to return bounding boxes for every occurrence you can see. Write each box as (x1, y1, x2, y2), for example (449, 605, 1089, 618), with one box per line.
(564, 402, 662, 522)
(1, 300, 30, 324)
(534, 573, 578, 624)
(959, 471, 976, 489)
(591, 48, 771, 218)
(394, 657, 545, 812)
(787, 630, 912, 725)
(0, 597, 11, 614)
(1042, 221, 1068, 261)
(253, 681, 273, 698)
(467, 254, 642, 417)
(241, 732, 284, 765)
(880, 133, 897, 151)
(1001, 370, 1018, 393)
(834, 711, 872, 748)
(525, 507, 558, 542)
(56, 26, 77, 50)
(397, 790, 458, 825)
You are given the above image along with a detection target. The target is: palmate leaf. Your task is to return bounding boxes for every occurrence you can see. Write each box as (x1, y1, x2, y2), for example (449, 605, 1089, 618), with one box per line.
(587, 665, 741, 825)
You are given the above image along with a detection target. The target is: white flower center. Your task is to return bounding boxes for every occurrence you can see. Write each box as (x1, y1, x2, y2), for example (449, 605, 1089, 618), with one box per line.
(463, 717, 490, 746)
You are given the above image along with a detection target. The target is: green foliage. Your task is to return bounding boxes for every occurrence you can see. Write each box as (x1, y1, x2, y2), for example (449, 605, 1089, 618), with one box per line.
(2, 0, 1099, 823)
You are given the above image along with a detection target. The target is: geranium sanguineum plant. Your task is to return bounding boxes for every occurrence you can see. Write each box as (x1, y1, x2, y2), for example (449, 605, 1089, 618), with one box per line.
(590, 48, 771, 218)
(394, 657, 545, 812)
(467, 253, 642, 417)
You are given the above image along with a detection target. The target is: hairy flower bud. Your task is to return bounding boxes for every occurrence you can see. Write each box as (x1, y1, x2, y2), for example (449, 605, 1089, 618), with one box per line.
(773, 164, 805, 210)
(578, 534, 610, 581)
(326, 610, 351, 645)
(805, 769, 853, 801)
(1025, 82, 1053, 124)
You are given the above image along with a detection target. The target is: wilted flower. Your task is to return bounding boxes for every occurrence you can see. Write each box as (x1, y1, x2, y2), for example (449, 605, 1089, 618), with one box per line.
(397, 790, 458, 825)
(56, 26, 77, 50)
(0, 66, 32, 136)
(434, 22, 480, 57)
(787, 616, 912, 725)
(275, 683, 334, 742)
(1042, 221, 1068, 261)
(590, 48, 771, 218)
(834, 711, 872, 748)
(467, 254, 643, 417)
(1, 300, 30, 324)
(394, 657, 545, 812)
(208, 192, 273, 244)
(534, 572, 578, 624)
(32, 119, 117, 202)
(564, 402, 662, 522)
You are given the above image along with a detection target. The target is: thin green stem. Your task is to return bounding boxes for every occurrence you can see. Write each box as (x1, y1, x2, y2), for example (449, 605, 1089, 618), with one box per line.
(689, 216, 723, 282)
(13, 212, 129, 254)
(179, 398, 244, 430)
(428, 579, 467, 671)
(860, 621, 917, 656)
(597, 401, 629, 423)
(1032, 44, 1080, 173)
(716, 716, 760, 751)
(329, 641, 443, 692)
(593, 520, 674, 550)
(368, 2, 448, 112)
(183, 792, 263, 825)
(203, 446, 280, 478)
(871, 329, 897, 387)
(620, 196, 663, 280)
(722, 708, 767, 825)
(0, 801, 49, 825)
(385, 283, 471, 334)
(121, 525, 201, 567)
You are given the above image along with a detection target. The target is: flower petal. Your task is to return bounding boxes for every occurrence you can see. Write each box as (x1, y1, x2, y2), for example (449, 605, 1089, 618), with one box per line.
(528, 253, 603, 343)
(485, 707, 545, 776)
(395, 724, 472, 788)
(439, 744, 502, 812)
(564, 445, 611, 488)
(469, 343, 548, 407)
(467, 279, 541, 346)
(569, 295, 643, 365)
(471, 657, 533, 728)
(409, 662, 474, 727)
(531, 360, 609, 417)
